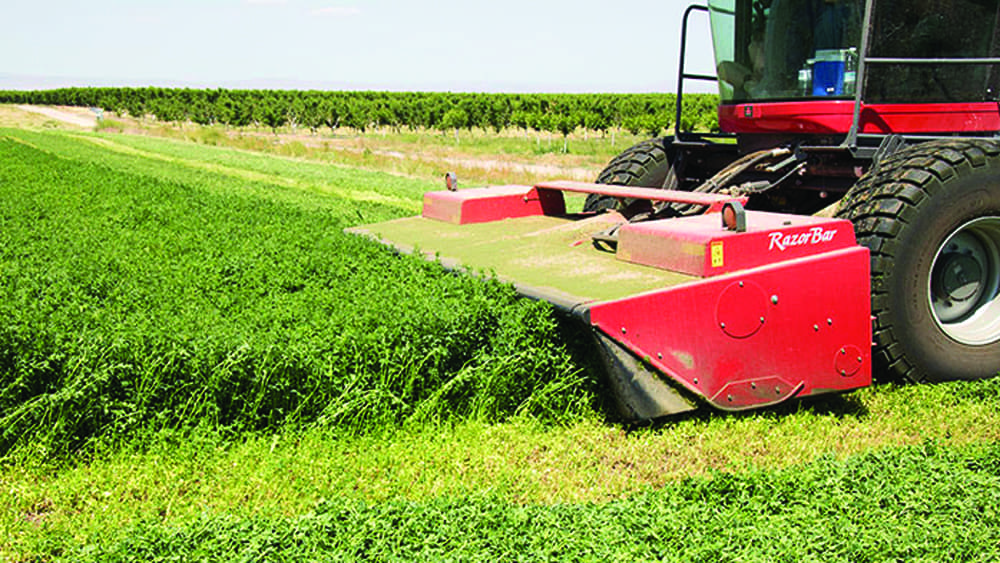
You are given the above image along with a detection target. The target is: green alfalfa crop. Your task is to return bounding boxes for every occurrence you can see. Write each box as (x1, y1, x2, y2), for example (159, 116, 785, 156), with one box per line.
(0, 132, 597, 459)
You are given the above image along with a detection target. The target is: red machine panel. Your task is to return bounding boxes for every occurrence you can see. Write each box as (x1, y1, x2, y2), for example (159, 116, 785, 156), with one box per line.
(616, 211, 856, 277)
(587, 246, 872, 411)
(422, 186, 565, 224)
(719, 100, 1000, 135)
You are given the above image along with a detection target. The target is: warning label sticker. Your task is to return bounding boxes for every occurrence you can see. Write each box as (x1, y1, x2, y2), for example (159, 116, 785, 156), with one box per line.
(711, 241, 724, 268)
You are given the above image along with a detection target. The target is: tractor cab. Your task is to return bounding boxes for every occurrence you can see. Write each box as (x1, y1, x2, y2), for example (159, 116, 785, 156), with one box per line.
(712, 0, 862, 102)
(701, 0, 1000, 137)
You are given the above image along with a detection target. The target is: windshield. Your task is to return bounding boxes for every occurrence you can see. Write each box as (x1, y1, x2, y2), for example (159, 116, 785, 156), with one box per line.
(708, 0, 863, 103)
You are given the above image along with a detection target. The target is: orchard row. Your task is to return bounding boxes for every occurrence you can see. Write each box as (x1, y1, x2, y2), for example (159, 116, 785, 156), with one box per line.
(0, 88, 720, 136)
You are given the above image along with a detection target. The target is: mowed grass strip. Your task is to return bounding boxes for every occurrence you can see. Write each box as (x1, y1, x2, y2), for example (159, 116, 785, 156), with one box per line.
(9, 128, 429, 213)
(11, 439, 1000, 562)
(0, 130, 594, 459)
(74, 133, 426, 211)
(5, 378, 1000, 535)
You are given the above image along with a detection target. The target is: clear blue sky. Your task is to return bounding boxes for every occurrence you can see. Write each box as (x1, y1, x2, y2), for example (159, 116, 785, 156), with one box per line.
(2, 0, 718, 93)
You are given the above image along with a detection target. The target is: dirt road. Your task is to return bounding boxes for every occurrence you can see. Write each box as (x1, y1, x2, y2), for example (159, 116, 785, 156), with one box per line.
(16, 105, 98, 128)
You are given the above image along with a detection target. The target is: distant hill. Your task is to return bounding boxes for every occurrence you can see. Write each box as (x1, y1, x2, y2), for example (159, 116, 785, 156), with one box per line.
(0, 73, 706, 94)
(0, 73, 192, 91)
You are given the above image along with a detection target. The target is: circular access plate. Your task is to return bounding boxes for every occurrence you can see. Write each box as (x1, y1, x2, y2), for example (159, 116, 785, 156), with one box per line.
(834, 345, 864, 377)
(716, 281, 768, 339)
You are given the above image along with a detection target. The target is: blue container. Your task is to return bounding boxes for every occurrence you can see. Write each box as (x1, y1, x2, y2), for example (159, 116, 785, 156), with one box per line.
(811, 50, 846, 96)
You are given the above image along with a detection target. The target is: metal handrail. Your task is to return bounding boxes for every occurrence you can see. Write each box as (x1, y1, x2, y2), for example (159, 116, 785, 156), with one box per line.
(843, 0, 875, 151)
(865, 57, 1000, 64)
(845, 0, 1000, 151)
(674, 4, 719, 139)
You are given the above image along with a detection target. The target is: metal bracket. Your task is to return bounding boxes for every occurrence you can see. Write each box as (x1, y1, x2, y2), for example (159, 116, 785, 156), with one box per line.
(872, 135, 907, 171)
(722, 201, 747, 232)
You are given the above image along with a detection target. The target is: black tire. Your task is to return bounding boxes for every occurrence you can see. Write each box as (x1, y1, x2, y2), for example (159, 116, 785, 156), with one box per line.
(585, 137, 675, 213)
(837, 139, 1000, 383)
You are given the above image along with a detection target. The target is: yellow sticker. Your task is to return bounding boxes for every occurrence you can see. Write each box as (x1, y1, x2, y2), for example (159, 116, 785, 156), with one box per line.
(711, 241, 724, 268)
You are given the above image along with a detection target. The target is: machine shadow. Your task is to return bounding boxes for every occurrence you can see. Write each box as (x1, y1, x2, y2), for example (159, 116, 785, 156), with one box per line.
(626, 392, 871, 432)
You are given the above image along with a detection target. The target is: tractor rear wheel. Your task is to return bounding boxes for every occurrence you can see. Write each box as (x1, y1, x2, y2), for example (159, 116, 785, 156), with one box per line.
(585, 137, 677, 213)
(837, 139, 1000, 383)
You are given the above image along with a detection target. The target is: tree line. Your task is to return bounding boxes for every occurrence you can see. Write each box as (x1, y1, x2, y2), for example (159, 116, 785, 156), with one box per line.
(0, 88, 720, 137)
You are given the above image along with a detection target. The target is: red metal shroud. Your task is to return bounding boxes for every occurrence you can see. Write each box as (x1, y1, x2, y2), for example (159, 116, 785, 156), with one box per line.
(422, 185, 566, 225)
(617, 211, 855, 277)
(719, 100, 1000, 135)
(586, 246, 872, 411)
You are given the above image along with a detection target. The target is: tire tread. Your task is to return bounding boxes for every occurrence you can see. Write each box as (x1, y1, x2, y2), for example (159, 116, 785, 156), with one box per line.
(586, 138, 671, 212)
(837, 138, 1000, 383)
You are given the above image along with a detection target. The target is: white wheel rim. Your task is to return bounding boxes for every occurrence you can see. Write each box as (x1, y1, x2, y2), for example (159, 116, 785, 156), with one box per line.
(928, 217, 1000, 345)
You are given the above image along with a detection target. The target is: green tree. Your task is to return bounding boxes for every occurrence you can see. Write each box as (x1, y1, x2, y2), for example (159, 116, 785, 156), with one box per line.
(440, 108, 468, 143)
(554, 113, 578, 153)
(320, 97, 341, 132)
(254, 95, 286, 133)
(213, 91, 236, 126)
